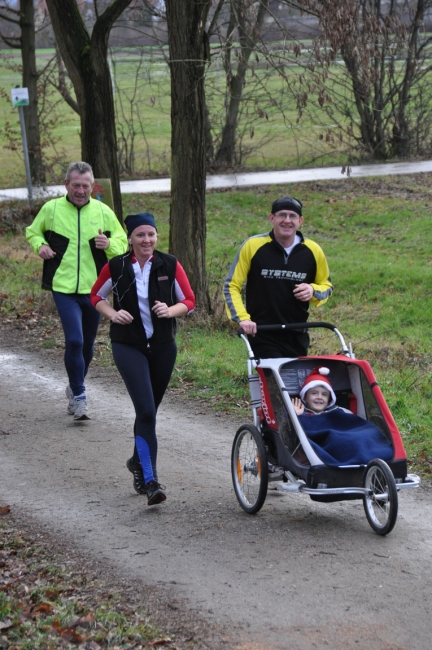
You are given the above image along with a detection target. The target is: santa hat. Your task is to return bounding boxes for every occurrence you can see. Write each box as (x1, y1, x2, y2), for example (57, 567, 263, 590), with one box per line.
(299, 366, 336, 407)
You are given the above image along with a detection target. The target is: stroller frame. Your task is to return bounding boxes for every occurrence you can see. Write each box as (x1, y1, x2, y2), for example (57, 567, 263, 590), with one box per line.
(231, 322, 420, 535)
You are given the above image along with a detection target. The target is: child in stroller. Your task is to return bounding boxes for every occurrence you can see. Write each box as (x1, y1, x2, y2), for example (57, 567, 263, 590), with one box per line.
(292, 365, 350, 415)
(291, 366, 394, 467)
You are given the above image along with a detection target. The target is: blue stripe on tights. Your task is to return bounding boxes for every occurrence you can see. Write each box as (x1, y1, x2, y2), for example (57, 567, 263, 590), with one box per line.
(135, 435, 154, 483)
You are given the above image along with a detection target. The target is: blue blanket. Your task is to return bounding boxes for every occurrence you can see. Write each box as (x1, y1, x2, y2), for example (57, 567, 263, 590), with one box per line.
(299, 410, 393, 467)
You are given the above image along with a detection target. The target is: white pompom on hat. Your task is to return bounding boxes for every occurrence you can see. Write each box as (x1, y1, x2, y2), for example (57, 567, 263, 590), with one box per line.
(299, 366, 336, 407)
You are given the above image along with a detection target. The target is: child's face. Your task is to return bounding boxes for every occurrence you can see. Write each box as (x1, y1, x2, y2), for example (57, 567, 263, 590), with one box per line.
(304, 386, 331, 413)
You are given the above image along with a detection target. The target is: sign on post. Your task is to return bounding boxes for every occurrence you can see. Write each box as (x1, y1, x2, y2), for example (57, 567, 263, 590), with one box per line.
(11, 87, 30, 107)
(11, 87, 33, 206)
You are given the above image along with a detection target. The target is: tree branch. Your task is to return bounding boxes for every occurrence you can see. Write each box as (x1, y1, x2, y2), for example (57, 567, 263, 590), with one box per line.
(92, 0, 134, 45)
(42, 44, 81, 114)
(208, 0, 226, 37)
(0, 10, 20, 25)
(0, 34, 20, 48)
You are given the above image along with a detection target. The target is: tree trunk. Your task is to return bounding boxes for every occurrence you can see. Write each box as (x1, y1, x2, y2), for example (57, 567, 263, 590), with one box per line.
(45, 0, 133, 220)
(392, 0, 425, 157)
(341, 47, 388, 159)
(20, 0, 46, 184)
(215, 0, 269, 166)
(204, 102, 214, 167)
(165, 0, 212, 312)
(215, 72, 245, 165)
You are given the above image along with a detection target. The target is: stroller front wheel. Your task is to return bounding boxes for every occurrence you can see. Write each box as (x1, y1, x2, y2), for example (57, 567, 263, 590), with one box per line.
(232, 424, 268, 514)
(363, 458, 398, 535)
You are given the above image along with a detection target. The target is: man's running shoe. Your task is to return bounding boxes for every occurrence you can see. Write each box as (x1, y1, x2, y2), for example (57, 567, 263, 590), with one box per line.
(73, 398, 90, 421)
(65, 385, 75, 415)
(126, 457, 147, 495)
(146, 481, 167, 506)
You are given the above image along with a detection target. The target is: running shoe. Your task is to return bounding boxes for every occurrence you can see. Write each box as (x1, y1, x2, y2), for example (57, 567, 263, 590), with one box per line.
(126, 457, 147, 495)
(146, 481, 167, 506)
(65, 385, 75, 415)
(73, 398, 90, 421)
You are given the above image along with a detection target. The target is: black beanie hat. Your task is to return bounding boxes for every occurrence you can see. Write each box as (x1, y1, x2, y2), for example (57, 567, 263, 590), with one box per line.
(124, 212, 157, 237)
(271, 196, 303, 216)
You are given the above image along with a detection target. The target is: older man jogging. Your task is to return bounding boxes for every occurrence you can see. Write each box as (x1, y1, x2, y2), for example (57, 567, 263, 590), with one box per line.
(26, 161, 128, 420)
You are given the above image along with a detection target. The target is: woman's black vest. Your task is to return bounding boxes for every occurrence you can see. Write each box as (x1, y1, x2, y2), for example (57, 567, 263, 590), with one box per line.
(108, 250, 178, 349)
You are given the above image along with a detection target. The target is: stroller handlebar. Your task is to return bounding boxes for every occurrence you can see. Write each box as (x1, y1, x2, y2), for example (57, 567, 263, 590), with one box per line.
(237, 322, 353, 358)
(257, 321, 337, 333)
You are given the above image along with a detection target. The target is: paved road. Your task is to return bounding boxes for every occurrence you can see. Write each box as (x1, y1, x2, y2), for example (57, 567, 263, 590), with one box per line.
(1, 345, 431, 649)
(2, 160, 432, 201)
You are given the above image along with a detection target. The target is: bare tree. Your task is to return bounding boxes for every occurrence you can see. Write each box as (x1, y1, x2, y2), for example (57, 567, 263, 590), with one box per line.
(111, 48, 154, 177)
(277, 0, 432, 159)
(0, 0, 46, 183)
(165, 0, 212, 311)
(44, 0, 134, 219)
(211, 0, 270, 166)
(205, 0, 432, 164)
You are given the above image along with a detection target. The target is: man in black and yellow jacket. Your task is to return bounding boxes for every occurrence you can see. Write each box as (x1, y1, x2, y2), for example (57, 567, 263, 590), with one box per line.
(223, 196, 333, 358)
(26, 161, 128, 420)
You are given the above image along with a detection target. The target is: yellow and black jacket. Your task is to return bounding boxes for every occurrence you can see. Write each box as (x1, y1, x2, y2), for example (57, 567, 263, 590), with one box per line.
(223, 230, 333, 356)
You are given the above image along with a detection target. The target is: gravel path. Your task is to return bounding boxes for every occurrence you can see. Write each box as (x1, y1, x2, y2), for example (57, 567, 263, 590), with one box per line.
(1, 332, 431, 650)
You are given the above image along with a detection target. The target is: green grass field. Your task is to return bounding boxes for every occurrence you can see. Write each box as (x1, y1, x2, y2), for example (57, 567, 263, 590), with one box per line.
(2, 40, 431, 187)
(1, 174, 431, 476)
(0, 46, 363, 187)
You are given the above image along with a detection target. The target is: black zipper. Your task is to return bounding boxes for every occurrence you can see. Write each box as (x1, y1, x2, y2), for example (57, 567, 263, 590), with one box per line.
(75, 207, 81, 293)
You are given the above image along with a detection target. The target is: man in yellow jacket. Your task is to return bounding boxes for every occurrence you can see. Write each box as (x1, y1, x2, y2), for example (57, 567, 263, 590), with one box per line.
(26, 161, 128, 420)
(224, 196, 333, 358)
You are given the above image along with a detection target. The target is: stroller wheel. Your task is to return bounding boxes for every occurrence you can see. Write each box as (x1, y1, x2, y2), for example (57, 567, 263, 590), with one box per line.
(363, 458, 398, 535)
(232, 424, 268, 514)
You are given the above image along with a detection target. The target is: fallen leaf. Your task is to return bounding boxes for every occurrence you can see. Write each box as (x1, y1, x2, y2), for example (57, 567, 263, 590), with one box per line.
(33, 602, 54, 615)
(70, 612, 95, 628)
(52, 620, 85, 642)
(0, 619, 13, 630)
(0, 505, 10, 515)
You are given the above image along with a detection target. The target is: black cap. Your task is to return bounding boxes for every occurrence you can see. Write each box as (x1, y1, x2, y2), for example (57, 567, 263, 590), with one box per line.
(124, 212, 157, 237)
(271, 196, 302, 216)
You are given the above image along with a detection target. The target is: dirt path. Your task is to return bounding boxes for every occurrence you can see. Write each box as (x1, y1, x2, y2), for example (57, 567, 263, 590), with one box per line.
(1, 331, 431, 650)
